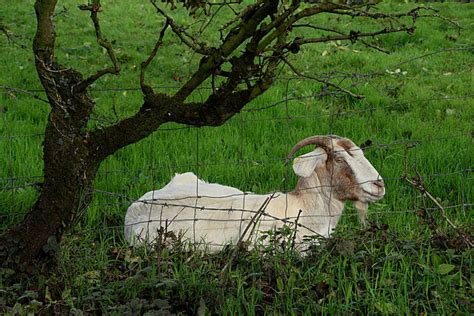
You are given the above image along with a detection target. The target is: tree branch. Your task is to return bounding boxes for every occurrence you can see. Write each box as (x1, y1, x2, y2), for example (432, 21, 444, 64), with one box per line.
(402, 146, 473, 248)
(151, 0, 213, 55)
(281, 56, 363, 99)
(87, 1, 281, 159)
(89, 0, 452, 174)
(293, 23, 390, 54)
(258, 4, 436, 54)
(89, 57, 277, 160)
(33, 0, 58, 66)
(256, 2, 327, 53)
(293, 26, 415, 47)
(172, 0, 278, 102)
(74, 1, 120, 93)
(403, 175, 473, 248)
(140, 19, 170, 94)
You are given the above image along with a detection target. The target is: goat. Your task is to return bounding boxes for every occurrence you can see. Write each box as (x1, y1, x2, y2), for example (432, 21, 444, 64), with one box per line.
(124, 135, 385, 250)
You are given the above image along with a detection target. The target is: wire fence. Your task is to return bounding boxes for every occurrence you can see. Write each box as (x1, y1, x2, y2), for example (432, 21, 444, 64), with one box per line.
(1, 48, 473, 250)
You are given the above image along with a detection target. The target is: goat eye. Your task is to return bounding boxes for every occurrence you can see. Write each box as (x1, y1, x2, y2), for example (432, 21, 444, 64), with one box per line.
(335, 156, 344, 164)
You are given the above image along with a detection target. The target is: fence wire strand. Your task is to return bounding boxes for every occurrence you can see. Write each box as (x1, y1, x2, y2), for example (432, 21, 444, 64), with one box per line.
(1, 48, 472, 250)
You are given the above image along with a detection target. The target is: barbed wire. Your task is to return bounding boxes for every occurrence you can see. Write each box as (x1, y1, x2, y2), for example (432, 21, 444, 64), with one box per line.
(0, 135, 471, 192)
(0, 162, 471, 196)
(2, 46, 473, 96)
(1, 167, 471, 218)
(0, 93, 472, 137)
(1, 46, 472, 248)
(2, 203, 471, 230)
(2, 201, 471, 220)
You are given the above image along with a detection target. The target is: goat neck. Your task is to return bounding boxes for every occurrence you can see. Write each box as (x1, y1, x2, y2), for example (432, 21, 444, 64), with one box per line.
(290, 170, 345, 233)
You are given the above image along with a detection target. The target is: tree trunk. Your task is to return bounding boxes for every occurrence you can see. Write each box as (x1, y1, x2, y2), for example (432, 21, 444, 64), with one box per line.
(0, 67, 102, 271)
(0, 167, 96, 272)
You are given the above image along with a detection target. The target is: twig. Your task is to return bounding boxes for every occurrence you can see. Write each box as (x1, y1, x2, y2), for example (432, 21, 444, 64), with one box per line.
(403, 176, 473, 248)
(359, 39, 390, 54)
(155, 220, 169, 279)
(150, 0, 212, 55)
(220, 194, 274, 281)
(140, 19, 170, 93)
(290, 209, 302, 251)
(218, 4, 252, 34)
(74, 1, 120, 93)
(294, 26, 415, 47)
(292, 22, 390, 54)
(281, 56, 364, 99)
(152, 227, 163, 278)
(402, 146, 473, 248)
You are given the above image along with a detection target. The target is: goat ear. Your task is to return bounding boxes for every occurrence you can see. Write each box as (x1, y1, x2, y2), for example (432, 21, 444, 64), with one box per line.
(292, 148, 326, 178)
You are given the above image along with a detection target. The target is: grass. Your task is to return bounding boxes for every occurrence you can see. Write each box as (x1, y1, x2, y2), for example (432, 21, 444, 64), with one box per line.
(1, 1, 473, 314)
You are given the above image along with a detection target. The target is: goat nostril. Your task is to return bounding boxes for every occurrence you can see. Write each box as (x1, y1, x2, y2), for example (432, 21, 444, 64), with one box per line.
(374, 180, 384, 189)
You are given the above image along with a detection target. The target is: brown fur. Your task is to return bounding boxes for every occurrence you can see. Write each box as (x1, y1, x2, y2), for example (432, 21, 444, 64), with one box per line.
(337, 139, 356, 157)
(322, 148, 359, 201)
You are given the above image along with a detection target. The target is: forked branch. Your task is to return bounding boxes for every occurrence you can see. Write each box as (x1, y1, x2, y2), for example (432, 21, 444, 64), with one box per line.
(91, 1, 458, 174)
(74, 1, 121, 93)
(220, 194, 274, 282)
(402, 146, 473, 248)
(151, 0, 213, 55)
(281, 56, 363, 99)
(140, 19, 170, 94)
(293, 26, 415, 47)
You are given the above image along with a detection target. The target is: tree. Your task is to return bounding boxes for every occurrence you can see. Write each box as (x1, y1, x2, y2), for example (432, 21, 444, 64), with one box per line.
(0, 0, 442, 271)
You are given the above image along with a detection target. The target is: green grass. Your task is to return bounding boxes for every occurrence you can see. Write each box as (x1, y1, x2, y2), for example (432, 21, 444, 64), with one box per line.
(1, 1, 473, 314)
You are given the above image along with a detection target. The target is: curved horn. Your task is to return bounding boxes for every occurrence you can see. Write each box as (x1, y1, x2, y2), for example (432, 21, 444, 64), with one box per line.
(285, 135, 341, 163)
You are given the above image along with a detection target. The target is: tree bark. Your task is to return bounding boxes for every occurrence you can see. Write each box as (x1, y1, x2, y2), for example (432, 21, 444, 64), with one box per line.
(0, 63, 101, 269)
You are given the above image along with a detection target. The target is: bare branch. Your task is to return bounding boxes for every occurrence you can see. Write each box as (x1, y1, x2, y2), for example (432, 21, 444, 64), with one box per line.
(330, 6, 460, 32)
(151, 0, 213, 55)
(172, 1, 278, 102)
(258, 5, 453, 55)
(218, 4, 253, 34)
(358, 39, 390, 54)
(293, 23, 390, 54)
(140, 19, 170, 94)
(281, 56, 363, 99)
(290, 209, 303, 251)
(256, 2, 320, 52)
(402, 146, 473, 248)
(74, 1, 120, 93)
(220, 194, 273, 282)
(419, 11, 462, 33)
(403, 176, 473, 248)
(90, 1, 460, 175)
(293, 26, 415, 46)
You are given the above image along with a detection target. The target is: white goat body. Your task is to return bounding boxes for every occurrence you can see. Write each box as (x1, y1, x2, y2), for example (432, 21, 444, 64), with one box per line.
(125, 172, 343, 250)
(124, 135, 385, 250)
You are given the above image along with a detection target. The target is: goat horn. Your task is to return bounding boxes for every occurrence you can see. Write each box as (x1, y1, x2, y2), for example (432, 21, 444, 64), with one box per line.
(285, 135, 341, 164)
